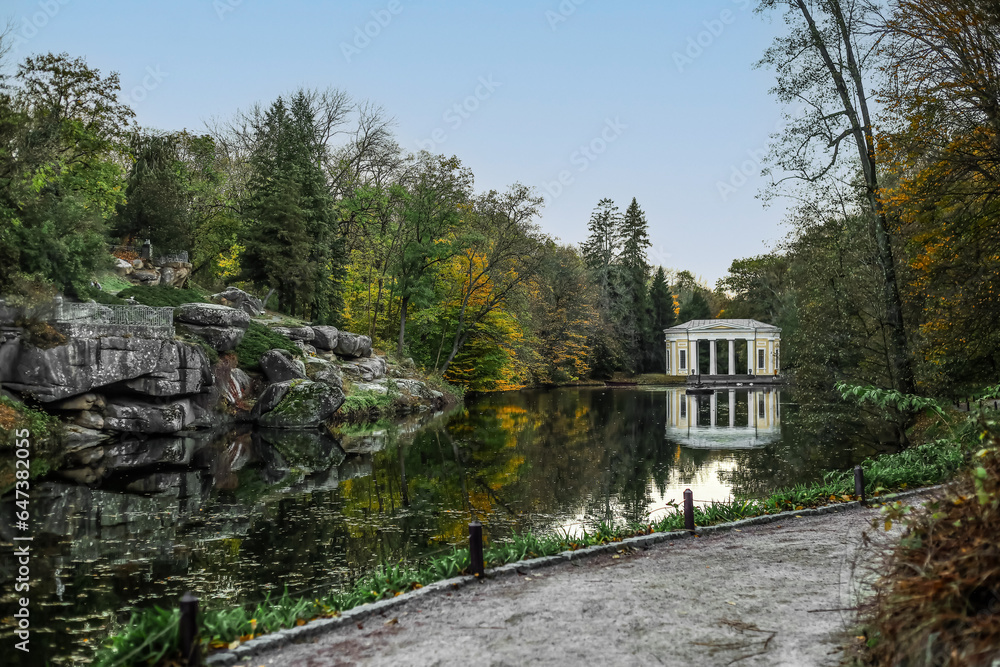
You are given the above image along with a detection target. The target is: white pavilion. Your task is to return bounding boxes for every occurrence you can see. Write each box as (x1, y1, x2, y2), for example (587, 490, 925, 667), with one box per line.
(663, 319, 781, 379)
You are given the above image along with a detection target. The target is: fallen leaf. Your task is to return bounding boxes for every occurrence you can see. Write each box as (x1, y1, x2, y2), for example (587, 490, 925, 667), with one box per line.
(726, 601, 736, 605)
(228, 640, 240, 650)
(884, 519, 892, 531)
(384, 618, 398, 626)
(611, 555, 620, 559)
(296, 619, 306, 626)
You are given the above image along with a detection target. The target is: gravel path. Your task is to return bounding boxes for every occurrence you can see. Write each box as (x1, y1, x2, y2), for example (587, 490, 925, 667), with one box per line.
(238, 503, 901, 667)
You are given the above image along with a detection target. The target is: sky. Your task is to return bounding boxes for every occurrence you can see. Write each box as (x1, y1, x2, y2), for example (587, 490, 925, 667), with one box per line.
(5, 0, 794, 287)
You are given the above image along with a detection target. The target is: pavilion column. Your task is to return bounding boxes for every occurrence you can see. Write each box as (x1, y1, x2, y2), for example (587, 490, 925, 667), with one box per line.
(748, 392, 754, 427)
(728, 339, 735, 376)
(728, 389, 735, 427)
(746, 339, 754, 374)
(710, 391, 717, 426)
(691, 338, 699, 375)
(709, 339, 717, 375)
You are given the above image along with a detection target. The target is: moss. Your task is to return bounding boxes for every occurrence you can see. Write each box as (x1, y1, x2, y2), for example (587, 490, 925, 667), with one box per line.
(235, 321, 301, 371)
(15, 318, 67, 349)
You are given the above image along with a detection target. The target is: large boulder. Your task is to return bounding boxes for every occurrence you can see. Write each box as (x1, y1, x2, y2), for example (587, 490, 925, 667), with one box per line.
(310, 326, 339, 351)
(223, 368, 252, 405)
(254, 380, 344, 428)
(210, 287, 264, 316)
(103, 397, 197, 434)
(260, 350, 306, 383)
(333, 332, 372, 358)
(340, 356, 387, 382)
(1, 336, 211, 402)
(175, 303, 250, 352)
(176, 303, 251, 329)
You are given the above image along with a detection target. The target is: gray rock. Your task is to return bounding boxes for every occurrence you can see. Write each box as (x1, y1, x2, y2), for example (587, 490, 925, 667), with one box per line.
(53, 393, 106, 411)
(311, 326, 339, 350)
(283, 327, 315, 342)
(211, 287, 264, 316)
(294, 340, 317, 356)
(181, 323, 246, 352)
(4, 337, 210, 402)
(312, 368, 343, 391)
(333, 332, 372, 358)
(250, 381, 293, 421)
(104, 398, 197, 434)
(64, 425, 111, 450)
(340, 356, 387, 382)
(119, 342, 211, 397)
(132, 269, 160, 285)
(73, 410, 104, 430)
(260, 350, 306, 383)
(256, 380, 344, 428)
(175, 303, 250, 329)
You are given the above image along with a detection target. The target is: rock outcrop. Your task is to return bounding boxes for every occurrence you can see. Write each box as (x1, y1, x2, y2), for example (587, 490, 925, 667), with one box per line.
(175, 303, 251, 352)
(340, 356, 387, 382)
(253, 379, 345, 428)
(260, 350, 306, 383)
(211, 287, 264, 316)
(333, 332, 372, 358)
(0, 336, 211, 402)
(310, 326, 339, 351)
(104, 397, 198, 434)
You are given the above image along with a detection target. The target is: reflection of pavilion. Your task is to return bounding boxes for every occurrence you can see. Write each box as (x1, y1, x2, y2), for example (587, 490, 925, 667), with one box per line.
(664, 387, 780, 449)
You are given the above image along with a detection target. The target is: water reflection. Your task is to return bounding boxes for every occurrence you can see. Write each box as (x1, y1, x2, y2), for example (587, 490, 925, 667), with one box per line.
(665, 388, 780, 449)
(0, 385, 875, 665)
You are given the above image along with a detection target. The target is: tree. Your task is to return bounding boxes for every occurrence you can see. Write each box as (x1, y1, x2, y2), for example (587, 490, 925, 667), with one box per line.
(678, 291, 710, 322)
(756, 0, 915, 395)
(0, 50, 133, 293)
(648, 266, 675, 372)
(437, 183, 545, 375)
(718, 253, 789, 323)
(393, 153, 473, 356)
(616, 198, 653, 372)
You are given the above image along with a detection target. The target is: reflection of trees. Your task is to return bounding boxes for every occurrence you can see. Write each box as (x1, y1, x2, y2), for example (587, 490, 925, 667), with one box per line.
(724, 394, 874, 497)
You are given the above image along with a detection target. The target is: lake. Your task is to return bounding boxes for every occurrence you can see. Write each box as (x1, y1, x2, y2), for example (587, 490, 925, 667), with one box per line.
(0, 385, 876, 664)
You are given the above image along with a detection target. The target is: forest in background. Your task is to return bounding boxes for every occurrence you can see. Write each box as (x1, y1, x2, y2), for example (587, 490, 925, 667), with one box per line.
(0, 33, 715, 391)
(2, 0, 999, 399)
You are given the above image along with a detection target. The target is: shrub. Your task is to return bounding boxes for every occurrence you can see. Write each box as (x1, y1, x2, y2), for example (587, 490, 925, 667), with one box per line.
(117, 284, 207, 308)
(234, 321, 299, 372)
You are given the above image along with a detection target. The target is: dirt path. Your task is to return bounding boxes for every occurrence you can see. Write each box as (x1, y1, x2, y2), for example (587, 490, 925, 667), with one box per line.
(239, 503, 902, 667)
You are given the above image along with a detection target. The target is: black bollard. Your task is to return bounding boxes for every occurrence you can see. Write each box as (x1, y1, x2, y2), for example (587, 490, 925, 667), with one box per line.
(469, 520, 485, 578)
(683, 489, 695, 533)
(179, 592, 200, 666)
(854, 465, 865, 505)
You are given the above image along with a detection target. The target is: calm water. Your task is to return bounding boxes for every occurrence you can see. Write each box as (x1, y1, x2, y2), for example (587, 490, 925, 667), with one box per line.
(0, 386, 876, 665)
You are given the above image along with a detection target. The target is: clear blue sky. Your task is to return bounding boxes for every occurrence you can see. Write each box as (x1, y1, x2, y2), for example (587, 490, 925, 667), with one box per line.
(5, 0, 791, 286)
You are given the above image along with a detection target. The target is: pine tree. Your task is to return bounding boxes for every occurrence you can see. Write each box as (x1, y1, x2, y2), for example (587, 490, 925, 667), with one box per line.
(581, 199, 625, 377)
(648, 266, 675, 372)
(617, 198, 652, 373)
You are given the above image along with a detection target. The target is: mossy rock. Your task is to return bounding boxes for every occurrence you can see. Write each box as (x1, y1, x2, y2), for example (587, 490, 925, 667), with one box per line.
(257, 380, 345, 428)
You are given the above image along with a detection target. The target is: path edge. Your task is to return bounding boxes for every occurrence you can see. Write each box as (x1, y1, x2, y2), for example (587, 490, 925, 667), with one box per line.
(205, 484, 943, 665)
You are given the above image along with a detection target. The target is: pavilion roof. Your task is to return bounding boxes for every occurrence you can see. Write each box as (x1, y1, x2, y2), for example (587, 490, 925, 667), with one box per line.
(663, 319, 781, 333)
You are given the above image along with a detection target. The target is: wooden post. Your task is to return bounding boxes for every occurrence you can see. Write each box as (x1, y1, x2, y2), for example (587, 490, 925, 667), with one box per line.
(683, 489, 695, 533)
(179, 592, 200, 666)
(469, 521, 484, 578)
(854, 466, 865, 505)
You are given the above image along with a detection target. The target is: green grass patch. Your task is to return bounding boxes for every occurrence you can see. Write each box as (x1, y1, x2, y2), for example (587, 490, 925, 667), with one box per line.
(336, 386, 396, 423)
(636, 374, 687, 386)
(117, 285, 208, 308)
(234, 321, 300, 372)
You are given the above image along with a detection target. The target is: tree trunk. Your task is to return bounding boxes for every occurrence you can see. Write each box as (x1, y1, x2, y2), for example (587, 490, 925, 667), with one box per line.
(397, 295, 409, 357)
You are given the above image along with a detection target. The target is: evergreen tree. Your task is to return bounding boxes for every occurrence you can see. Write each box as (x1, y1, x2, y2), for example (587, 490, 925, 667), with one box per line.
(581, 198, 625, 377)
(617, 197, 652, 373)
(241, 93, 344, 321)
(679, 291, 711, 322)
(648, 266, 675, 372)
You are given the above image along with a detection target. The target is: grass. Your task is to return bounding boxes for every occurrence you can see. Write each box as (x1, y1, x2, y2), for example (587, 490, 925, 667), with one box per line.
(636, 373, 688, 386)
(336, 384, 398, 423)
(117, 285, 208, 308)
(234, 321, 300, 372)
(93, 435, 971, 667)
